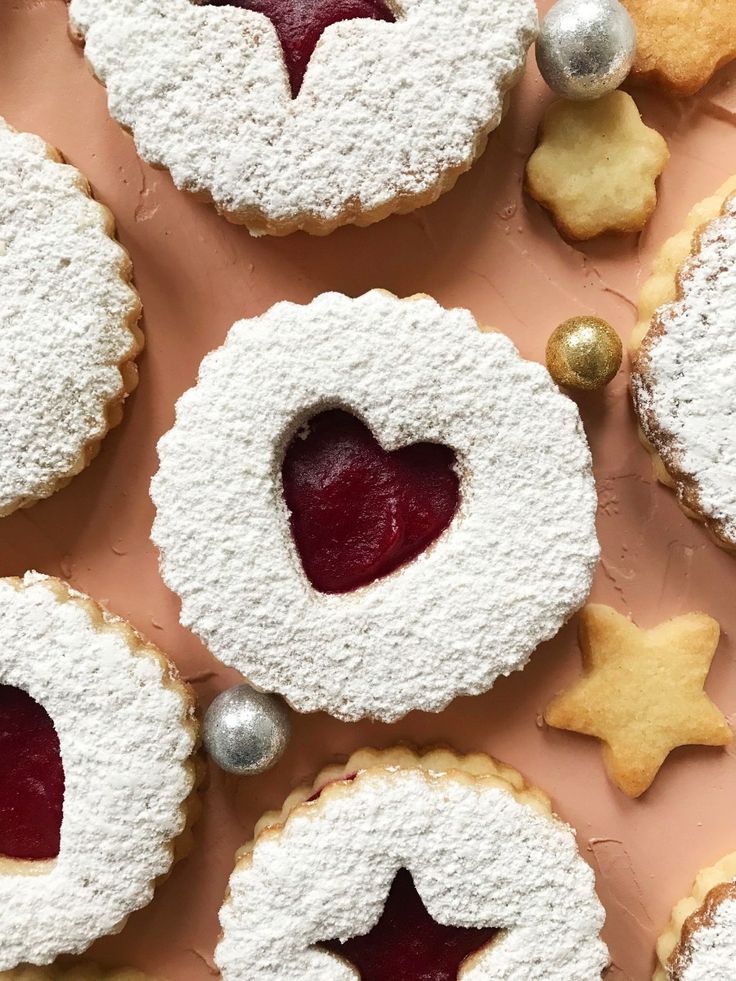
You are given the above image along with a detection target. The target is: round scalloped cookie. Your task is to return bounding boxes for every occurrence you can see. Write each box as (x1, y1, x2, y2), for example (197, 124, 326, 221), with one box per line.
(0, 574, 198, 970)
(151, 291, 599, 722)
(631, 177, 736, 552)
(67, 0, 537, 236)
(655, 852, 736, 980)
(0, 116, 141, 518)
(216, 747, 609, 980)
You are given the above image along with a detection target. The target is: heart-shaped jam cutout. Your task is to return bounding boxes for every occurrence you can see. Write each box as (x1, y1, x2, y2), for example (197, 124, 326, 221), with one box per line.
(282, 410, 460, 594)
(202, 0, 396, 97)
(320, 867, 499, 980)
(0, 685, 64, 861)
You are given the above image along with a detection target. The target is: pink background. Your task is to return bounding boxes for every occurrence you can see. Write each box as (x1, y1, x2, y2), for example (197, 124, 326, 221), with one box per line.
(2, 2, 736, 978)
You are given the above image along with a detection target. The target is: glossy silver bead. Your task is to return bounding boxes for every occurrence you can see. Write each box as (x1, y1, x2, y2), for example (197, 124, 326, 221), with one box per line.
(203, 684, 291, 775)
(536, 0, 637, 101)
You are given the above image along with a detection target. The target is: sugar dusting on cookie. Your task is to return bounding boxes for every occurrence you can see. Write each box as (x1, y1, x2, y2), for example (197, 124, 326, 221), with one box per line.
(673, 889, 736, 980)
(632, 194, 736, 548)
(216, 749, 608, 979)
(151, 291, 599, 722)
(68, 0, 537, 234)
(0, 117, 141, 517)
(0, 574, 196, 970)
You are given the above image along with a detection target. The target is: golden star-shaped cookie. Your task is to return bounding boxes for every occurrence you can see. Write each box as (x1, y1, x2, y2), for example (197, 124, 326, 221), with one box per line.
(525, 91, 669, 241)
(622, 0, 736, 96)
(545, 604, 731, 798)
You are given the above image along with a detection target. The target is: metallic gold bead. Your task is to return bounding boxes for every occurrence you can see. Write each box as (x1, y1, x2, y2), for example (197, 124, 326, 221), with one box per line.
(546, 316, 623, 391)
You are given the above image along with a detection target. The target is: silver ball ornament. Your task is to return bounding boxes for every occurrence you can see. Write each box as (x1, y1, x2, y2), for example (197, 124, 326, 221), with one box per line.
(536, 0, 637, 101)
(203, 684, 291, 775)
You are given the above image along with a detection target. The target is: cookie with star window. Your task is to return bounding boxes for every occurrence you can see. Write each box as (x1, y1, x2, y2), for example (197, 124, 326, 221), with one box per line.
(216, 747, 609, 980)
(67, 0, 537, 235)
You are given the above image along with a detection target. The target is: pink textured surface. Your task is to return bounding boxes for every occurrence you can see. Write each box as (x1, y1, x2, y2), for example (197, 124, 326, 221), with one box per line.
(1, 1, 736, 977)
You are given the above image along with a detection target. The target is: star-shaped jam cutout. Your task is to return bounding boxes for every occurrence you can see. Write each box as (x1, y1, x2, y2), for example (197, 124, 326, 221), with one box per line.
(319, 867, 499, 980)
(203, 0, 396, 97)
(545, 605, 732, 798)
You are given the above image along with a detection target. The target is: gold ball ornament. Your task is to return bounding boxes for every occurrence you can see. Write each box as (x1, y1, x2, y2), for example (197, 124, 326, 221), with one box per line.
(546, 317, 623, 391)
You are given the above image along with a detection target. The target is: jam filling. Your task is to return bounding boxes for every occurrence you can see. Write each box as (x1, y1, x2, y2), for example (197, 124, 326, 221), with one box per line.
(203, 0, 396, 97)
(311, 776, 499, 979)
(0, 685, 64, 861)
(281, 410, 460, 594)
(320, 867, 499, 980)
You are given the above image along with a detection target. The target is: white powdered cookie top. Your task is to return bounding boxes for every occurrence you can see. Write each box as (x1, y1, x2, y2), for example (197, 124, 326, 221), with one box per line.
(0, 117, 139, 517)
(68, 0, 537, 232)
(632, 196, 736, 547)
(0, 574, 196, 970)
(216, 764, 608, 979)
(151, 291, 598, 722)
(677, 888, 736, 981)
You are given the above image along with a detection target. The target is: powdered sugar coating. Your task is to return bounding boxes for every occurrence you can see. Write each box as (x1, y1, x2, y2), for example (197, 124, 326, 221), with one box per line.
(67, 0, 537, 235)
(675, 887, 736, 981)
(151, 291, 598, 722)
(0, 574, 196, 969)
(0, 117, 140, 517)
(632, 195, 736, 548)
(216, 764, 608, 979)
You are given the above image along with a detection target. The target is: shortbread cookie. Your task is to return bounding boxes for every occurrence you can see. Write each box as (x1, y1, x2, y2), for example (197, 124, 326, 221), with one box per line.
(0, 117, 142, 518)
(545, 605, 731, 798)
(526, 92, 669, 240)
(216, 747, 609, 980)
(0, 968, 158, 981)
(0, 574, 197, 970)
(622, 0, 736, 96)
(655, 852, 736, 980)
(631, 178, 736, 551)
(68, 0, 537, 236)
(151, 291, 599, 722)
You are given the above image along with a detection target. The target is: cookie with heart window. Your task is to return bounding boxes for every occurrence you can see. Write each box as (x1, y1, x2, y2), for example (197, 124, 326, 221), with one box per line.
(67, 0, 537, 235)
(215, 747, 609, 980)
(0, 574, 198, 970)
(151, 290, 599, 722)
(0, 116, 141, 518)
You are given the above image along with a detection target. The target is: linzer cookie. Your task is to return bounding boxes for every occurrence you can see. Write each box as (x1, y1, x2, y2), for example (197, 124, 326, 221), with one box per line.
(0, 116, 141, 518)
(151, 291, 599, 722)
(0, 574, 197, 970)
(216, 747, 609, 979)
(655, 852, 736, 980)
(67, 0, 537, 236)
(631, 178, 736, 551)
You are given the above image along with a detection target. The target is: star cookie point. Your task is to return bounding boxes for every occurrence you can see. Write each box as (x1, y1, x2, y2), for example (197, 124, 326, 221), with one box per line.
(526, 91, 669, 240)
(545, 605, 731, 798)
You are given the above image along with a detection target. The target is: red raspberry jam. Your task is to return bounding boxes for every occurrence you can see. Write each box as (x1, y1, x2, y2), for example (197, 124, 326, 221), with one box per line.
(0, 685, 64, 860)
(321, 867, 499, 980)
(203, 0, 396, 97)
(282, 410, 460, 594)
